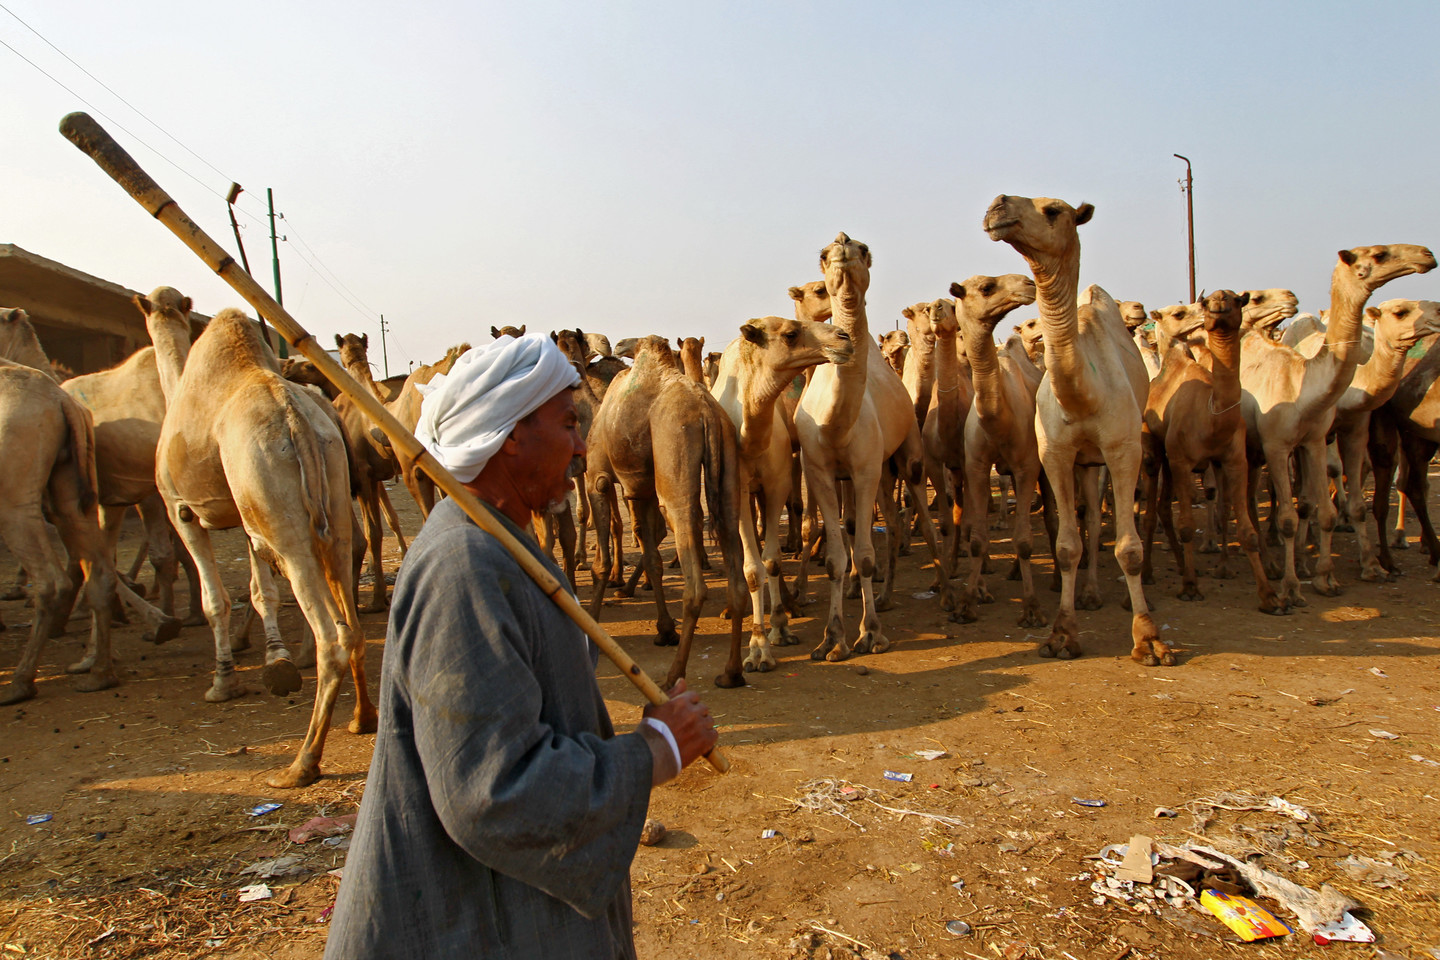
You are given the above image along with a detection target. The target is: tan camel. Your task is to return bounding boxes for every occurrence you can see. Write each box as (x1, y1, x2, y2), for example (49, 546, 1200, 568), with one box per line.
(899, 302, 938, 426)
(385, 342, 471, 516)
(878, 329, 909, 375)
(333, 333, 409, 610)
(916, 298, 972, 607)
(985, 195, 1162, 664)
(1370, 317, 1440, 575)
(711, 316, 853, 672)
(146, 302, 375, 788)
(949, 275, 1057, 626)
(1014, 316, 1045, 368)
(1240, 245, 1435, 604)
(680, 337, 706, 383)
(703, 351, 723, 388)
(782, 278, 834, 559)
(1294, 300, 1440, 579)
(548, 328, 612, 586)
(1242, 289, 1298, 340)
(585, 335, 747, 688)
(794, 233, 941, 661)
(1141, 290, 1287, 613)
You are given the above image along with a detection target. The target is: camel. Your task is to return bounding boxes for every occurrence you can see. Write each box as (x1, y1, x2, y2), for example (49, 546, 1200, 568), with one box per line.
(584, 332, 613, 359)
(711, 316, 853, 672)
(949, 275, 1059, 627)
(1240, 245, 1435, 604)
(703, 351, 723, 387)
(680, 337, 706, 384)
(915, 298, 973, 607)
(585, 335, 747, 688)
(984, 195, 1162, 664)
(549, 328, 612, 586)
(878, 329, 909, 375)
(1370, 319, 1440, 575)
(1014, 317, 1045, 368)
(794, 233, 942, 662)
(899, 302, 938, 426)
(1242, 289, 1299, 341)
(1141, 290, 1287, 614)
(146, 301, 375, 788)
(782, 279, 834, 558)
(385, 342, 471, 516)
(332, 333, 409, 611)
(1293, 299, 1439, 578)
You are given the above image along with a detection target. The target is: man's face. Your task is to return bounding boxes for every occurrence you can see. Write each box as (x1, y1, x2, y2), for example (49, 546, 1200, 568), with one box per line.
(508, 389, 586, 513)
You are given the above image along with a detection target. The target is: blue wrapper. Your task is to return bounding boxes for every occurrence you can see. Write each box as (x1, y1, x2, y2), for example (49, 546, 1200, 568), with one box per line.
(248, 802, 283, 817)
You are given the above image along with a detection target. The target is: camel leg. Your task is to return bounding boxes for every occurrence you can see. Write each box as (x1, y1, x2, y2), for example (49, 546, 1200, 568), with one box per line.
(1397, 433, 1440, 568)
(0, 512, 75, 704)
(573, 475, 590, 571)
(1170, 457, 1204, 602)
(1346, 421, 1387, 582)
(783, 452, 804, 556)
(170, 515, 247, 702)
(1037, 445, 1082, 659)
(661, 497, 708, 689)
(874, 474, 902, 612)
(1076, 466, 1104, 610)
(846, 461, 889, 658)
(807, 466, 851, 663)
(1262, 444, 1305, 608)
(553, 502, 578, 590)
(248, 551, 308, 694)
(1102, 438, 1164, 665)
(1038, 471, 1061, 593)
(356, 482, 388, 613)
(1140, 441, 1161, 586)
(1155, 465, 1183, 579)
(1392, 459, 1410, 550)
(607, 488, 628, 589)
(1299, 438, 1341, 596)
(586, 481, 613, 617)
(635, 499, 678, 647)
(1197, 465, 1222, 553)
(956, 453, 993, 624)
(738, 481, 775, 673)
(1369, 416, 1402, 574)
(1220, 442, 1288, 615)
(1011, 466, 1046, 628)
(1210, 478, 1234, 579)
(377, 482, 408, 558)
(900, 470, 948, 611)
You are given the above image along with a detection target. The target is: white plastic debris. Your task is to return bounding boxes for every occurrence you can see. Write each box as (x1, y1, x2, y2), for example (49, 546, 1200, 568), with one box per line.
(1313, 911, 1375, 944)
(1369, 729, 1400, 740)
(914, 749, 949, 761)
(238, 884, 273, 902)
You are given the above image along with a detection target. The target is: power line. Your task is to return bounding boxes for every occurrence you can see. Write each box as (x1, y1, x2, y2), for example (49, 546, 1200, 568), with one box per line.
(281, 215, 381, 319)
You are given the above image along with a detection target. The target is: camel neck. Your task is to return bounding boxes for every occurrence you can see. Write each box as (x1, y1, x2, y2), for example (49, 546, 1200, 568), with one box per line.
(1205, 328, 1243, 412)
(825, 295, 870, 436)
(931, 329, 966, 425)
(346, 357, 383, 399)
(965, 325, 1010, 428)
(0, 332, 56, 379)
(681, 350, 705, 384)
(736, 356, 794, 457)
(1029, 252, 1092, 412)
(148, 321, 192, 405)
(1352, 332, 1410, 409)
(1324, 270, 1373, 367)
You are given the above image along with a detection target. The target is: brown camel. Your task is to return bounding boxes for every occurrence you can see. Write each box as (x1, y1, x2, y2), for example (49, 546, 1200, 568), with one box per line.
(949, 275, 1056, 627)
(916, 298, 973, 607)
(386, 342, 471, 516)
(146, 302, 375, 788)
(333, 333, 408, 610)
(548, 328, 611, 586)
(1142, 290, 1287, 614)
(795, 234, 942, 661)
(680, 337, 706, 383)
(878, 329, 909, 375)
(585, 335, 747, 688)
(1370, 307, 1440, 577)
(711, 315, 853, 672)
(900, 302, 938, 427)
(703, 351, 723, 387)
(1240, 245, 1435, 604)
(985, 195, 1161, 664)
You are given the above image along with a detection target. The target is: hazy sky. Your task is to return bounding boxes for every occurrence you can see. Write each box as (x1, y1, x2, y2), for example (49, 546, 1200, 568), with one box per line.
(3, 1, 1437, 373)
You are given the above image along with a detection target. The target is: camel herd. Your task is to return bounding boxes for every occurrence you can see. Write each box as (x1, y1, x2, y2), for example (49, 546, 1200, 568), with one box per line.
(1, 192, 1438, 787)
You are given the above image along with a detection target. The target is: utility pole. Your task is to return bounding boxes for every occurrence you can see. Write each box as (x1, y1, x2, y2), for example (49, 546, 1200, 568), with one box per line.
(1174, 154, 1196, 303)
(266, 188, 288, 358)
(379, 314, 390, 378)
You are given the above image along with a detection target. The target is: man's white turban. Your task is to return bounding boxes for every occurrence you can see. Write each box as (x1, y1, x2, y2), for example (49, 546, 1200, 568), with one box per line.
(415, 334, 580, 483)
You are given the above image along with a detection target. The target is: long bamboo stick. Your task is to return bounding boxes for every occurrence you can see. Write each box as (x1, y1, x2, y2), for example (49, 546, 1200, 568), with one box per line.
(58, 111, 728, 773)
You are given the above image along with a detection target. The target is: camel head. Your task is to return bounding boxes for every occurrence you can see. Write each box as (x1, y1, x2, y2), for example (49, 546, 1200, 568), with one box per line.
(626, 335, 678, 369)
(1118, 300, 1148, 332)
(1370, 299, 1440, 351)
(1200, 290, 1250, 336)
(878, 329, 909, 374)
(491, 324, 527, 340)
(134, 286, 193, 329)
(335, 332, 370, 368)
(584, 331, 612, 359)
(1015, 316, 1045, 366)
(948, 274, 1039, 334)
(0, 307, 41, 366)
(900, 301, 938, 348)
(818, 233, 871, 309)
(788, 280, 831, 323)
(1335, 244, 1437, 292)
(551, 328, 590, 368)
(1240, 289, 1298, 339)
(982, 195, 1094, 268)
(1150, 302, 1207, 348)
(739, 315, 854, 374)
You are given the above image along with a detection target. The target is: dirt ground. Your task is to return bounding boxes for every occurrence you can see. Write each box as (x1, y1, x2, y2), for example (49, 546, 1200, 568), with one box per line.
(1, 481, 1438, 960)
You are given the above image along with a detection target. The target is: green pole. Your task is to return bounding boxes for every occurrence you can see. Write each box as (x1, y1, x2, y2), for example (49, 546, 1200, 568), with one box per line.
(267, 187, 288, 358)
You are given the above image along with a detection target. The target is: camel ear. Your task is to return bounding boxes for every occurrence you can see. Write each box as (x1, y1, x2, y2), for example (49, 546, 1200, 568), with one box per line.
(134, 295, 151, 316)
(335, 334, 345, 349)
(1149, 310, 1161, 321)
(741, 320, 767, 346)
(949, 282, 965, 299)
(1365, 305, 1382, 321)
(516, 324, 526, 336)
(1074, 203, 1095, 225)
(1235, 292, 1250, 308)
(698, 337, 704, 350)
(901, 306, 915, 320)
(550, 330, 558, 342)
(575, 327, 584, 341)
(0, 307, 18, 323)
(1338, 249, 1358, 266)
(788, 286, 804, 302)
(361, 333, 368, 349)
(491, 326, 502, 338)
(180, 297, 192, 315)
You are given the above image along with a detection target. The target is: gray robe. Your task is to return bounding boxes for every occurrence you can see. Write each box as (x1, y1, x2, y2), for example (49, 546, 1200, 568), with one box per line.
(325, 498, 653, 959)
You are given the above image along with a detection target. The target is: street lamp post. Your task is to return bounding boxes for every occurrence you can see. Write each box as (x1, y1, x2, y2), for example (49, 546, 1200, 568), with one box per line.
(1174, 154, 1196, 303)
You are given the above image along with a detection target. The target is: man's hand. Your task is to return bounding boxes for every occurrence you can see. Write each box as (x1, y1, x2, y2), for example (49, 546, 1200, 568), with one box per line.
(643, 679, 718, 770)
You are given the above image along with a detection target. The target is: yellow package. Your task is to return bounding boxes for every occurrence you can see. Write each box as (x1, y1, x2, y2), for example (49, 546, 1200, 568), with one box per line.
(1200, 889, 1291, 941)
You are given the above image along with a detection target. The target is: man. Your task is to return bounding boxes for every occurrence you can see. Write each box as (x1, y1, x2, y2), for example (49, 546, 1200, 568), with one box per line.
(325, 334, 717, 959)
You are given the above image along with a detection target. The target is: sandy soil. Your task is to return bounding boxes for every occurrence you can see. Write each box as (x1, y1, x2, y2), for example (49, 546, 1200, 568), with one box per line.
(1, 483, 1437, 959)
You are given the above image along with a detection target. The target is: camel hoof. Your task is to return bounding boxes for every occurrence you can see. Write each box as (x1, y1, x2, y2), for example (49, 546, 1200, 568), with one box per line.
(1141, 571, 1155, 586)
(1259, 597, 1291, 616)
(714, 671, 746, 689)
(950, 604, 978, 625)
(205, 676, 246, 703)
(349, 708, 379, 735)
(0, 681, 37, 705)
(976, 587, 995, 605)
(1017, 603, 1047, 629)
(1077, 589, 1103, 611)
(267, 762, 320, 789)
(1211, 564, 1235, 581)
(183, 612, 208, 628)
(1159, 650, 1177, 666)
(1263, 562, 1284, 581)
(743, 654, 774, 673)
(361, 599, 387, 614)
(1334, 522, 1355, 533)
(0, 586, 25, 602)
(874, 595, 895, 613)
(1392, 536, 1410, 550)
(869, 635, 891, 655)
(1358, 566, 1387, 583)
(1311, 575, 1342, 597)
(263, 658, 303, 697)
(75, 669, 119, 693)
(144, 615, 183, 646)
(66, 655, 96, 674)
(1056, 645, 1078, 661)
(653, 628, 680, 647)
(1036, 641, 1057, 659)
(1006, 562, 1022, 582)
(1177, 587, 1204, 602)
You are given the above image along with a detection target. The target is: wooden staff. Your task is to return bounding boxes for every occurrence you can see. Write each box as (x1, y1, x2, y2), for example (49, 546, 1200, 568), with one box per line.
(58, 111, 729, 774)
